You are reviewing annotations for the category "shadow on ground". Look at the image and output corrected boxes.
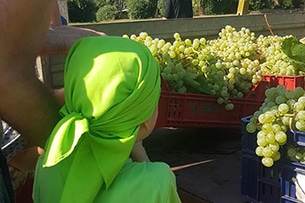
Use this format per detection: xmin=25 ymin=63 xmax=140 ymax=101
xmin=144 ymin=128 xmax=247 ymax=203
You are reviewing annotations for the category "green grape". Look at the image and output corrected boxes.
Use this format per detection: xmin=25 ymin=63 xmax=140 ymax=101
xmin=177 ymin=87 xmax=187 ymax=93
xmin=255 ymin=146 xmax=264 ymax=157
xmin=261 ymin=123 xmax=273 ymax=133
xmin=139 ymin=32 xmax=148 ymax=39
xmin=295 ymin=87 xmax=305 ymax=97
xmin=265 ymin=133 xmax=276 ymax=144
xmin=294 ymin=102 xmax=305 ymax=112
xmin=257 ymin=130 xmax=266 ymax=139
xmin=272 ymin=123 xmax=282 ymax=133
xmin=262 ymin=146 xmax=274 ymax=158
xmin=163 ymin=53 xmax=171 ymax=62
xmin=295 ymin=120 xmax=305 ymax=131
xmin=285 ymin=90 xmax=296 ymax=99
xmin=262 ymin=157 xmax=274 ymax=167
xmin=271 ymin=151 xmax=281 ymax=161
xmin=287 ymin=147 xmax=297 ymax=158
xmin=278 ymin=103 xmax=289 ymax=114
xmin=163 ymin=66 xmax=172 ymax=74
xmin=296 ymin=110 xmax=305 ymax=121
xmin=257 ymin=137 xmax=268 ymax=147
xmin=225 ymin=103 xmax=234 ymax=111
xmin=173 ymin=33 xmax=180 ymax=40
xmin=295 ymin=152 xmax=303 ymax=161
xmin=199 ymin=37 xmax=206 ymax=45
xmin=275 ymin=95 xmax=286 ymax=104
xmin=275 ymin=131 xmax=287 ymax=145
xmin=281 ymin=116 xmax=291 ymax=126
xmin=217 ymin=97 xmax=224 ymax=104
xmin=269 ymin=142 xmax=280 ymax=152
xmin=246 ymin=122 xmax=257 ymax=133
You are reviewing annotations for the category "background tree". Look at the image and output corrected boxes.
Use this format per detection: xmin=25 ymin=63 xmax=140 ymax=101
xmin=125 ymin=0 xmax=152 ymax=19
xmin=96 ymin=4 xmax=118 ymax=21
xmin=66 ymin=0 xmax=305 ymax=23
xmin=68 ymin=0 xmax=97 ymax=22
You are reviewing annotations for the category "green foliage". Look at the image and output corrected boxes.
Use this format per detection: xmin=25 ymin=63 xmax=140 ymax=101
xmin=156 ymin=0 xmax=166 ymax=17
xmin=248 ymin=0 xmax=304 ymax=10
xmin=68 ymin=0 xmax=98 ymax=23
xmin=282 ymin=0 xmax=294 ymax=8
xmin=126 ymin=0 xmax=152 ymax=19
xmin=96 ymin=4 xmax=117 ymax=21
xmin=249 ymin=0 xmax=274 ymax=10
xmin=215 ymin=0 xmax=239 ymax=14
xmin=94 ymin=0 xmax=114 ymax=7
xmin=282 ymin=36 xmax=305 ymax=63
xmin=67 ymin=0 xmax=305 ymax=22
xmin=193 ymin=0 xmax=238 ymax=15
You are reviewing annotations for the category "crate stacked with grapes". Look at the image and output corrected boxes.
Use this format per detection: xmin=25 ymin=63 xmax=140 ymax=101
xmin=240 ymin=31 xmax=305 ymax=202
xmin=123 ymin=25 xmax=305 ymax=129
xmin=241 ymin=85 xmax=305 ymax=202
xmin=242 ymin=84 xmax=305 ymax=202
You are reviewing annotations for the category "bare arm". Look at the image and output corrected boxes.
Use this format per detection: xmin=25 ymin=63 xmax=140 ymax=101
xmin=39 ymin=26 xmax=107 ymax=56
xmin=0 ymin=0 xmax=62 ymax=147
xmin=49 ymin=0 xmax=62 ymax=26
xmin=0 ymin=0 xmax=107 ymax=148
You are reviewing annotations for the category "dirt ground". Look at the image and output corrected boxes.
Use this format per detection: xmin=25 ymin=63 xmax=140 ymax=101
xmin=144 ymin=127 xmax=247 ymax=203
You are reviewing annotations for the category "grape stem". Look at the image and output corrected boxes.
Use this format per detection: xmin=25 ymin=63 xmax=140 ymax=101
xmin=264 ymin=15 xmax=274 ymax=36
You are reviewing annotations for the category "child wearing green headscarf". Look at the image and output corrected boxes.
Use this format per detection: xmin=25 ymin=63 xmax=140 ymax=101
xmin=33 ymin=36 xmax=182 ymax=203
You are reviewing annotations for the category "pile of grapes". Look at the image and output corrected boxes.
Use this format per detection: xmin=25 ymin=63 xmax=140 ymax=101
xmin=246 ymin=85 xmax=305 ymax=167
xmin=123 ymin=26 xmax=301 ymax=110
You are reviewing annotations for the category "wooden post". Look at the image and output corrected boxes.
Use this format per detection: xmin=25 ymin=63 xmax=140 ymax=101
xmin=237 ymin=0 xmax=250 ymax=15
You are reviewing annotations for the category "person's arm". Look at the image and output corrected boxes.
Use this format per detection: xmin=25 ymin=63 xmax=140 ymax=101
xmin=50 ymin=0 xmax=62 ymax=26
xmin=0 ymin=0 xmax=62 ymax=147
xmin=39 ymin=26 xmax=107 ymax=56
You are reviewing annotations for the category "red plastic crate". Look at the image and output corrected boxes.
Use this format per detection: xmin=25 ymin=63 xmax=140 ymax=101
xmin=155 ymin=79 xmax=267 ymax=129
xmin=263 ymin=74 xmax=305 ymax=90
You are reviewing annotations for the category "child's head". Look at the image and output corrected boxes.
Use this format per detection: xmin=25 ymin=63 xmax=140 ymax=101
xmin=63 ymin=36 xmax=161 ymax=135
xmin=43 ymin=35 xmax=161 ymax=170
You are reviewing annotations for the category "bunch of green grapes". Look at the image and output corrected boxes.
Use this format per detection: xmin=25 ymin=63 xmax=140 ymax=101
xmin=123 ymin=27 xmax=303 ymax=111
xmin=123 ymin=27 xmax=265 ymax=110
xmin=256 ymin=34 xmax=299 ymax=76
xmin=123 ymin=32 xmax=210 ymax=93
xmin=200 ymin=26 xmax=264 ymax=109
xmin=246 ymin=85 xmax=305 ymax=167
xmin=286 ymin=144 xmax=305 ymax=164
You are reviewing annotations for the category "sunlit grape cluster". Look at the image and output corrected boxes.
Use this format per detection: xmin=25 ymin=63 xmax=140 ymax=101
xmin=123 ymin=26 xmax=267 ymax=110
xmin=257 ymin=34 xmax=298 ymax=75
xmin=123 ymin=32 xmax=210 ymax=94
xmin=246 ymin=85 xmax=305 ymax=167
xmin=123 ymin=26 xmax=304 ymax=112
xmin=204 ymin=26 xmax=263 ymax=106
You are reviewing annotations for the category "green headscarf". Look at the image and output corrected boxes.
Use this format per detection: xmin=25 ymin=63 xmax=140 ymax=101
xmin=42 ymin=36 xmax=161 ymax=202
